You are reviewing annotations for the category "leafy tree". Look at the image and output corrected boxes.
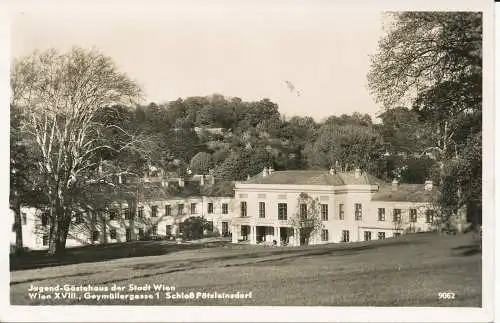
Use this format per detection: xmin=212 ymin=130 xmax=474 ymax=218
xmin=367 ymin=12 xmax=481 ymax=109
xmin=181 ymin=216 xmax=208 ymax=240
xmin=305 ymin=121 xmax=384 ymax=172
xmin=10 ymin=105 xmax=48 ymax=252
xmin=288 ymin=193 xmax=323 ymax=246
xmin=368 ymin=12 xmax=482 ymax=226
xmin=11 ymin=47 xmax=142 ymax=254
xmin=377 ymin=107 xmax=429 ymax=155
xmin=189 ymin=152 xmax=213 ymax=174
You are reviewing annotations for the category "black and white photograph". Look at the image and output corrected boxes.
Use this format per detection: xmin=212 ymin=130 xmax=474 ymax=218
xmin=1 ymin=0 xmax=495 ymax=321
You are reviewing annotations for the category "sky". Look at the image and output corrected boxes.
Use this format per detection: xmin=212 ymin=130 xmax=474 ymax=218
xmin=10 ymin=1 xmax=389 ymax=121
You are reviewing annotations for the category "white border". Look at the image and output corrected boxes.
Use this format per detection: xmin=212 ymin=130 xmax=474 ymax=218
xmin=0 ymin=0 xmax=495 ymax=322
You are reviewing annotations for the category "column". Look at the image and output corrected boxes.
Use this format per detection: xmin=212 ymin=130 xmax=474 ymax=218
xmin=232 ymin=225 xmax=238 ymax=243
xmin=250 ymin=225 xmax=257 ymax=244
xmin=274 ymin=226 xmax=280 ymax=246
xmin=294 ymin=228 xmax=300 ymax=246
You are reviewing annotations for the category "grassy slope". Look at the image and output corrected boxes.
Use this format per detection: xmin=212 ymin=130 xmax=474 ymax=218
xmin=10 ymin=233 xmax=481 ymax=306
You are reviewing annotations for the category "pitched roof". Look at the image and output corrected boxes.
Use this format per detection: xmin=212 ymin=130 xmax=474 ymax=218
xmin=244 ymin=170 xmax=383 ymax=186
xmin=371 ymin=183 xmax=438 ymax=203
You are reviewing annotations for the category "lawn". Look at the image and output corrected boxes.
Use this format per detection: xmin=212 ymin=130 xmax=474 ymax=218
xmin=10 ymin=233 xmax=482 ymax=306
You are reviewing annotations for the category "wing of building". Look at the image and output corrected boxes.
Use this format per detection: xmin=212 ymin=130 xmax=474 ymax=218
xmin=11 ymin=168 xmax=467 ymax=250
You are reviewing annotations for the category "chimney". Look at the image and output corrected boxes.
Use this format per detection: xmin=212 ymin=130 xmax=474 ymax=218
xmin=354 ymin=168 xmax=361 ymax=179
xmin=178 ymin=178 xmax=185 ymax=187
xmin=424 ymin=180 xmax=433 ymax=191
xmin=262 ymin=167 xmax=269 ymax=177
xmin=268 ymin=166 xmax=275 ymax=175
xmin=200 ymin=175 xmax=205 ymax=186
xmin=392 ymin=178 xmax=399 ymax=191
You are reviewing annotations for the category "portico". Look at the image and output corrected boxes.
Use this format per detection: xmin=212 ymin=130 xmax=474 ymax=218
xmin=231 ymin=221 xmax=297 ymax=246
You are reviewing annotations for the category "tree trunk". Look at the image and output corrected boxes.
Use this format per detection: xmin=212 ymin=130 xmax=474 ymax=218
xmin=12 ymin=201 xmax=24 ymax=253
xmin=48 ymin=191 xmax=71 ymax=255
xmin=48 ymin=206 xmax=58 ymax=254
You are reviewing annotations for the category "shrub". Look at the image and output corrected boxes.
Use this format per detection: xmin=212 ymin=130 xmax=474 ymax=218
xmin=181 ymin=216 xmax=208 ymax=240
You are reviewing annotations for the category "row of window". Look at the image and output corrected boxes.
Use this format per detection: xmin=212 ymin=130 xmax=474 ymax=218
xmin=63 ymin=203 xmax=230 ymax=224
xmin=239 ymin=202 xmax=435 ymax=223
xmin=319 ymin=230 xmax=400 ymax=242
xmin=241 ymin=202 xmax=330 ymax=220
xmin=378 ymin=208 xmax=435 ymax=223
xmin=338 ymin=230 xmax=400 ymax=243
xmin=42 ymin=221 xmax=219 ymax=246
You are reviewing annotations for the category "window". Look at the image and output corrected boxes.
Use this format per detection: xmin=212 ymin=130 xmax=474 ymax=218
xmin=222 ymin=222 xmax=229 ymax=236
xmin=122 ymin=208 xmax=130 ymax=220
xmin=222 ymin=203 xmax=228 ymax=214
xmin=21 ymin=212 xmax=27 ymax=225
xmin=207 ymin=221 xmax=214 ymax=232
xmin=394 ymin=232 xmax=401 ymax=237
xmin=425 ymin=209 xmax=434 ymax=223
xmin=321 ymin=229 xmax=329 ymax=241
xmin=342 ymin=230 xmax=350 ymax=242
xmin=378 ymin=232 xmax=386 ymax=240
xmin=165 ymin=205 xmax=171 ymax=216
xmin=110 ymin=228 xmax=117 ymax=240
xmin=339 ymin=204 xmax=345 ymax=220
xmin=278 ymin=203 xmax=287 ymax=220
xmin=138 ymin=206 xmax=144 ymax=218
xmin=92 ymin=230 xmax=99 ymax=242
xmin=393 ymin=209 xmax=401 ymax=222
xmin=410 ymin=209 xmax=417 ymax=222
xmin=300 ymin=203 xmax=307 ymax=217
xmin=321 ymin=204 xmax=329 ymax=221
xmin=42 ymin=235 xmax=49 ymax=246
xmin=177 ymin=204 xmax=184 ymax=215
xmin=208 ymin=203 xmax=214 ymax=214
xmin=107 ymin=208 xmax=117 ymax=220
xmin=151 ymin=225 xmax=158 ymax=236
xmin=259 ymin=202 xmax=266 ymax=218
xmin=151 ymin=205 xmax=158 ymax=217
xmin=75 ymin=213 xmax=84 ymax=224
xmin=166 ymin=225 xmax=172 ymax=235
xmin=138 ymin=228 xmax=144 ymax=239
xmin=378 ymin=208 xmax=385 ymax=221
xmin=364 ymin=231 xmax=372 ymax=241
xmin=178 ymin=222 xmax=184 ymax=235
xmin=240 ymin=201 xmax=247 ymax=217
xmin=190 ymin=203 xmax=197 ymax=214
xmin=355 ymin=203 xmax=362 ymax=221
xmin=41 ymin=211 xmax=49 ymax=227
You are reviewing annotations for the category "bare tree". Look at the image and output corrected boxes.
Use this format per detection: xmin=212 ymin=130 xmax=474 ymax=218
xmin=288 ymin=193 xmax=324 ymax=246
xmin=10 ymin=47 xmax=142 ymax=255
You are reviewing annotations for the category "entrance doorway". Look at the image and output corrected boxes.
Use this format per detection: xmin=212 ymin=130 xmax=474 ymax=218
xmin=222 ymin=222 xmax=229 ymax=237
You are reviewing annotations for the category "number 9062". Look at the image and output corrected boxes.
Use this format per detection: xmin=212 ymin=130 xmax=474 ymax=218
xmin=438 ymin=292 xmax=455 ymax=299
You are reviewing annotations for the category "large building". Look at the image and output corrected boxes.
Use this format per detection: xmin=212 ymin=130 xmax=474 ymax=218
xmin=230 ymin=167 xmax=451 ymax=246
xmin=10 ymin=168 xmax=467 ymax=250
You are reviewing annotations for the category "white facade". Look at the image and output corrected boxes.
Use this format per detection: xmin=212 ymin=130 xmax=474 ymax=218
xmin=230 ymin=170 xmax=448 ymax=246
xmin=11 ymin=170 xmax=466 ymax=250
xmin=11 ymin=195 xmax=234 ymax=250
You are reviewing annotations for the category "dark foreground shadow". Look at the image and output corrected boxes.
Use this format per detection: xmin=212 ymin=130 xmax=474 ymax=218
xmin=451 ymin=244 xmax=482 ymax=256
xmin=10 ymin=233 xmax=427 ymax=272
xmin=10 ymin=240 xmax=230 ymax=271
